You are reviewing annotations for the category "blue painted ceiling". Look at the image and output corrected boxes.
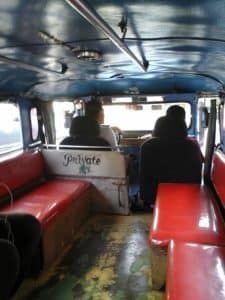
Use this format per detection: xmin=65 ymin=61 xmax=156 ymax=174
xmin=0 ymin=0 xmax=225 ymax=99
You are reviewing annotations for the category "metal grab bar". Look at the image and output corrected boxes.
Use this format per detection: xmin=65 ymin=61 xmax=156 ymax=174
xmin=64 ymin=0 xmax=148 ymax=72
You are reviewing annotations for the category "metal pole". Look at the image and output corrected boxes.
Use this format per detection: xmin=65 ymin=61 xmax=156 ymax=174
xmin=0 ymin=54 xmax=66 ymax=75
xmin=64 ymin=0 xmax=148 ymax=72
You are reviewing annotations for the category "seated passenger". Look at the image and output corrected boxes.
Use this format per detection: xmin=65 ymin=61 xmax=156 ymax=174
xmin=153 ymin=115 xmax=187 ymax=139
xmin=140 ymin=114 xmax=202 ymax=209
xmin=60 ymin=115 xmax=110 ymax=149
xmin=166 ymin=104 xmax=186 ymax=122
xmin=166 ymin=105 xmax=204 ymax=161
xmin=85 ymin=99 xmax=118 ymax=148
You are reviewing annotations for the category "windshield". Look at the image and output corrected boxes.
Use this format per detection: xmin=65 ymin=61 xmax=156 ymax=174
xmin=53 ymin=100 xmax=192 ymax=143
xmin=103 ymin=102 xmax=191 ymax=131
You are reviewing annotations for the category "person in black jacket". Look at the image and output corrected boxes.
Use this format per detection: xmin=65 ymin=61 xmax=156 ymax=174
xmin=140 ymin=110 xmax=202 ymax=209
xmin=84 ymin=100 xmax=118 ymax=148
xmin=60 ymin=116 xmax=110 ymax=150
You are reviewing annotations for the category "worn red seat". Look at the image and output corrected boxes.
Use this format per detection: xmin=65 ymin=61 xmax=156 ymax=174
xmin=150 ymin=183 xmax=225 ymax=248
xmin=1 ymin=179 xmax=91 ymax=229
xmin=167 ymin=240 xmax=225 ymax=300
xmin=0 ymin=150 xmax=92 ymax=268
xmin=149 ymin=182 xmax=225 ymax=289
xmin=0 ymin=150 xmax=45 ymax=199
xmin=149 ymin=150 xmax=225 ymax=291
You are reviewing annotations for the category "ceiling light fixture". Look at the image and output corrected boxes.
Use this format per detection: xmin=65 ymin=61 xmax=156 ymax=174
xmin=64 ymin=0 xmax=148 ymax=72
xmin=73 ymin=49 xmax=102 ymax=61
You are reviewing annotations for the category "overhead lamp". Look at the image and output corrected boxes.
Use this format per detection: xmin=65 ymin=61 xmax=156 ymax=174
xmin=73 ymin=49 xmax=102 ymax=61
xmin=64 ymin=0 xmax=148 ymax=72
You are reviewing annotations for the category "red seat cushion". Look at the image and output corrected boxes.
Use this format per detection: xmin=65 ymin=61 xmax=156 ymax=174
xmin=1 ymin=179 xmax=91 ymax=229
xmin=167 ymin=241 xmax=225 ymax=300
xmin=0 ymin=150 xmax=45 ymax=198
xmin=150 ymin=183 xmax=225 ymax=248
xmin=211 ymin=150 xmax=225 ymax=208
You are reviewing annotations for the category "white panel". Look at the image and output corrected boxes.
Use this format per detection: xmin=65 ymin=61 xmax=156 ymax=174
xmin=86 ymin=177 xmax=129 ymax=215
xmin=42 ymin=149 xmax=129 ymax=215
xmin=42 ymin=149 xmax=126 ymax=178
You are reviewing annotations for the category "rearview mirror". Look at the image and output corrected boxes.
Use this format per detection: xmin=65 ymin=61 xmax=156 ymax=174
xmin=201 ymin=107 xmax=209 ymax=128
xmin=64 ymin=111 xmax=73 ymax=128
xmin=126 ymin=104 xmax=143 ymax=111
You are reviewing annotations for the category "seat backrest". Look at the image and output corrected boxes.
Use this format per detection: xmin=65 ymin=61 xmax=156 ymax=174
xmin=59 ymin=135 xmax=111 ymax=150
xmin=0 ymin=150 xmax=45 ymax=198
xmin=211 ymin=150 xmax=225 ymax=208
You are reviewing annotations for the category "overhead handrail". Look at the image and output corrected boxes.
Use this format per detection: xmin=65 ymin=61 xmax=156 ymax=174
xmin=0 ymin=54 xmax=67 ymax=75
xmin=64 ymin=0 xmax=148 ymax=72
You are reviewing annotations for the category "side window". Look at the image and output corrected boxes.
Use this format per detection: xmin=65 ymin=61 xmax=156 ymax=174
xmin=0 ymin=102 xmax=23 ymax=154
xmin=53 ymin=101 xmax=76 ymax=143
xmin=30 ymin=107 xmax=39 ymax=141
xmin=221 ymin=104 xmax=225 ymax=152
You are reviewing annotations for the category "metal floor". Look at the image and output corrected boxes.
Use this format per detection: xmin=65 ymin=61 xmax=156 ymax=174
xmin=14 ymin=214 xmax=165 ymax=300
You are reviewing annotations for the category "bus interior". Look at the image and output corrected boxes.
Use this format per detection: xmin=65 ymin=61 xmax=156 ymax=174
xmin=0 ymin=1 xmax=225 ymax=300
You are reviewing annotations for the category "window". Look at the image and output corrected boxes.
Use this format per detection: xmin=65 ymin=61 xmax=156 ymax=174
xmin=0 ymin=102 xmax=22 ymax=154
xmin=221 ymin=103 xmax=225 ymax=151
xmin=52 ymin=99 xmax=191 ymax=142
xmin=53 ymin=101 xmax=75 ymax=143
xmin=103 ymin=102 xmax=191 ymax=131
xmin=30 ymin=107 xmax=39 ymax=141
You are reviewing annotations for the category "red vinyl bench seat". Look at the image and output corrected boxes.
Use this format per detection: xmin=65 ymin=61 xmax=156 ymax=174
xmin=1 ymin=178 xmax=91 ymax=229
xmin=148 ymin=150 xmax=225 ymax=291
xmin=149 ymin=182 xmax=225 ymax=289
xmin=0 ymin=150 xmax=92 ymax=268
xmin=0 ymin=150 xmax=45 ymax=199
xmin=166 ymin=240 xmax=225 ymax=300
xmin=150 ymin=183 xmax=225 ymax=248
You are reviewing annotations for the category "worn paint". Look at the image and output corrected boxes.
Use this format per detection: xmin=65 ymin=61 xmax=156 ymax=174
xmin=13 ymin=214 xmax=165 ymax=300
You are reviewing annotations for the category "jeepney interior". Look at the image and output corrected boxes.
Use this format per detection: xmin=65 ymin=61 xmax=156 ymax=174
xmin=1 ymin=1 xmax=225 ymax=300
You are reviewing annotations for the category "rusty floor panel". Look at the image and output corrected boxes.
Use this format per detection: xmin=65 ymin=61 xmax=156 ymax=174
xmin=14 ymin=214 xmax=165 ymax=300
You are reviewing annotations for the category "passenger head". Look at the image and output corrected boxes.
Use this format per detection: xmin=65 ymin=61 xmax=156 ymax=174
xmin=85 ymin=99 xmax=104 ymax=124
xmin=165 ymin=105 xmax=187 ymax=138
xmin=69 ymin=116 xmax=100 ymax=137
xmin=152 ymin=116 xmax=167 ymax=137
xmin=153 ymin=116 xmax=187 ymax=139
xmin=166 ymin=105 xmax=185 ymax=121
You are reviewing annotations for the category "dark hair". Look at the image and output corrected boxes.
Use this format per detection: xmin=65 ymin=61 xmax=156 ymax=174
xmin=166 ymin=105 xmax=185 ymax=121
xmin=85 ymin=100 xmax=103 ymax=120
xmin=153 ymin=116 xmax=167 ymax=137
xmin=153 ymin=116 xmax=187 ymax=139
xmin=69 ymin=116 xmax=99 ymax=137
